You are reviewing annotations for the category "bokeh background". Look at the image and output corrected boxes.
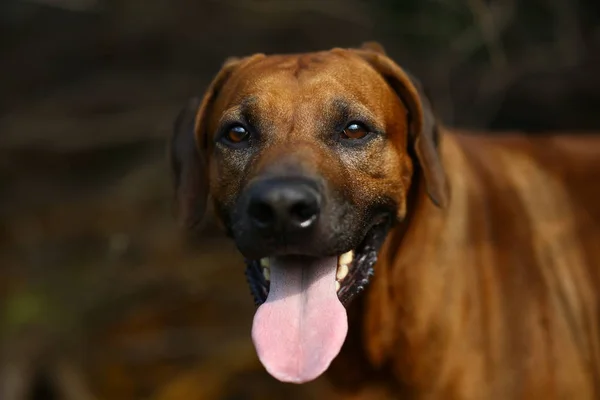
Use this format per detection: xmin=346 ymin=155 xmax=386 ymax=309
xmin=1 ymin=0 xmax=599 ymax=399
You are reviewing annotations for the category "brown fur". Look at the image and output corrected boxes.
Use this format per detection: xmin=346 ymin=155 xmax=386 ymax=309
xmin=329 ymin=132 xmax=600 ymax=399
xmin=171 ymin=43 xmax=600 ymax=399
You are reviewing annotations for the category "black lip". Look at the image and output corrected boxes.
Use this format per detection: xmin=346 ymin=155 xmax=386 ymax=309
xmin=244 ymin=216 xmax=393 ymax=307
xmin=336 ymin=218 xmax=391 ymax=305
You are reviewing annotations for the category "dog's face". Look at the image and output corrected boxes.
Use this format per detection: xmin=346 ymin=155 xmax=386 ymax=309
xmin=212 ymin=50 xmax=414 ymax=259
xmin=171 ymin=43 xmax=447 ymax=384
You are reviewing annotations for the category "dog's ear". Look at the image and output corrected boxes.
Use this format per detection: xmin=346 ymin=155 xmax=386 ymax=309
xmin=353 ymin=50 xmax=449 ymax=209
xmin=170 ymin=96 xmax=206 ymax=229
xmin=222 ymin=56 xmax=241 ymax=68
xmin=170 ymin=56 xmax=253 ymax=229
xmin=360 ymin=41 xmax=387 ymax=55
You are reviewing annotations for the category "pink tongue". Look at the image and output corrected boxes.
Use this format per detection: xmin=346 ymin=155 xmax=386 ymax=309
xmin=251 ymin=256 xmax=348 ymax=383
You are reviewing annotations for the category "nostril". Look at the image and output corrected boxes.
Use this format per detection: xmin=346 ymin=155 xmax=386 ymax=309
xmin=246 ymin=180 xmax=321 ymax=233
xmin=249 ymin=201 xmax=275 ymax=227
xmin=289 ymin=200 xmax=319 ymax=227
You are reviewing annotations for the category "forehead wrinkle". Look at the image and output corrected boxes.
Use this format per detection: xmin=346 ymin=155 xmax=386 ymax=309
xmin=228 ymin=75 xmax=299 ymax=143
xmin=219 ymin=95 xmax=257 ymax=121
xmin=259 ymin=86 xmax=296 ymax=129
xmin=297 ymin=66 xmax=386 ymax=108
xmin=222 ymin=53 xmax=399 ymax=142
xmin=289 ymin=78 xmax=386 ymax=141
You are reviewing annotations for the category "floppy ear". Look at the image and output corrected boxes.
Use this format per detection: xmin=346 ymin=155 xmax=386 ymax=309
xmin=170 ymin=96 xmax=204 ymax=229
xmin=353 ymin=49 xmax=449 ymax=209
xmin=170 ymin=56 xmax=253 ymax=229
xmin=360 ymin=41 xmax=387 ymax=55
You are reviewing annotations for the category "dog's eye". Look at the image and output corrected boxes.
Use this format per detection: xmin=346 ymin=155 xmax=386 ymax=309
xmin=341 ymin=122 xmax=370 ymax=140
xmin=226 ymin=125 xmax=250 ymax=143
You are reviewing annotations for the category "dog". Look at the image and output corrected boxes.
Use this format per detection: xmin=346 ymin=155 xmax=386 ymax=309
xmin=170 ymin=42 xmax=600 ymax=399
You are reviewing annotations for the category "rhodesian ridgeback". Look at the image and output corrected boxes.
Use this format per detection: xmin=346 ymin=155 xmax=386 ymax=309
xmin=170 ymin=42 xmax=600 ymax=399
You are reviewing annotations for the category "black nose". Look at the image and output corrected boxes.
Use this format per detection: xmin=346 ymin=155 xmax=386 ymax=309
xmin=247 ymin=178 xmax=321 ymax=235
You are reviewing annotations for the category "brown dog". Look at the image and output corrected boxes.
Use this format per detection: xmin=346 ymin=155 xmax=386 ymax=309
xmin=170 ymin=42 xmax=600 ymax=399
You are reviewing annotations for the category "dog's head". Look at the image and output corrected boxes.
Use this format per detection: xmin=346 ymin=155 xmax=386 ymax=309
xmin=170 ymin=42 xmax=448 ymax=384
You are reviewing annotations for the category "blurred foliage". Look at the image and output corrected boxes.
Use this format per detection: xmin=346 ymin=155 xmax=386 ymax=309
xmin=3 ymin=290 xmax=48 ymax=334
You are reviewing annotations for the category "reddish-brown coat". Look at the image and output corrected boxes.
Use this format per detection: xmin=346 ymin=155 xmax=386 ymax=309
xmin=172 ymin=43 xmax=600 ymax=399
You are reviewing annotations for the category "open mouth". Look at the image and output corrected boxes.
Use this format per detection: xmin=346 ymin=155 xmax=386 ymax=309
xmin=243 ymin=219 xmax=391 ymax=383
xmin=244 ymin=220 xmax=390 ymax=307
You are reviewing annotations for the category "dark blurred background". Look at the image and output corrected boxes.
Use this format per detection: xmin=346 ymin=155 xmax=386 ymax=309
xmin=1 ymin=0 xmax=599 ymax=399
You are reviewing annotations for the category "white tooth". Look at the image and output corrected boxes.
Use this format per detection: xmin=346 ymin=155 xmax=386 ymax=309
xmin=336 ymin=281 xmax=341 ymax=292
xmin=263 ymin=268 xmax=270 ymax=281
xmin=260 ymin=258 xmax=270 ymax=268
xmin=338 ymin=250 xmax=353 ymax=266
xmin=336 ymin=264 xmax=349 ymax=281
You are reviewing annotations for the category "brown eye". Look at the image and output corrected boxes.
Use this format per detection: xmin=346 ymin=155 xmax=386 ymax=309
xmin=342 ymin=122 xmax=369 ymax=140
xmin=226 ymin=125 xmax=250 ymax=143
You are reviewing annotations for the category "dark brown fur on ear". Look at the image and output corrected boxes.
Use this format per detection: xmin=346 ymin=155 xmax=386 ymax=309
xmin=169 ymin=61 xmax=239 ymax=229
xmin=353 ymin=50 xmax=450 ymax=209
xmin=170 ymin=54 xmax=266 ymax=229
xmin=170 ymin=96 xmax=206 ymax=229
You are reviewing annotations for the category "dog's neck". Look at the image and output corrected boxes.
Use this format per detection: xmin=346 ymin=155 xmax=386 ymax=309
xmin=325 ymin=135 xmax=456 ymax=394
xmin=330 ymin=134 xmax=499 ymax=396
xmin=332 ymin=133 xmax=600 ymax=398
